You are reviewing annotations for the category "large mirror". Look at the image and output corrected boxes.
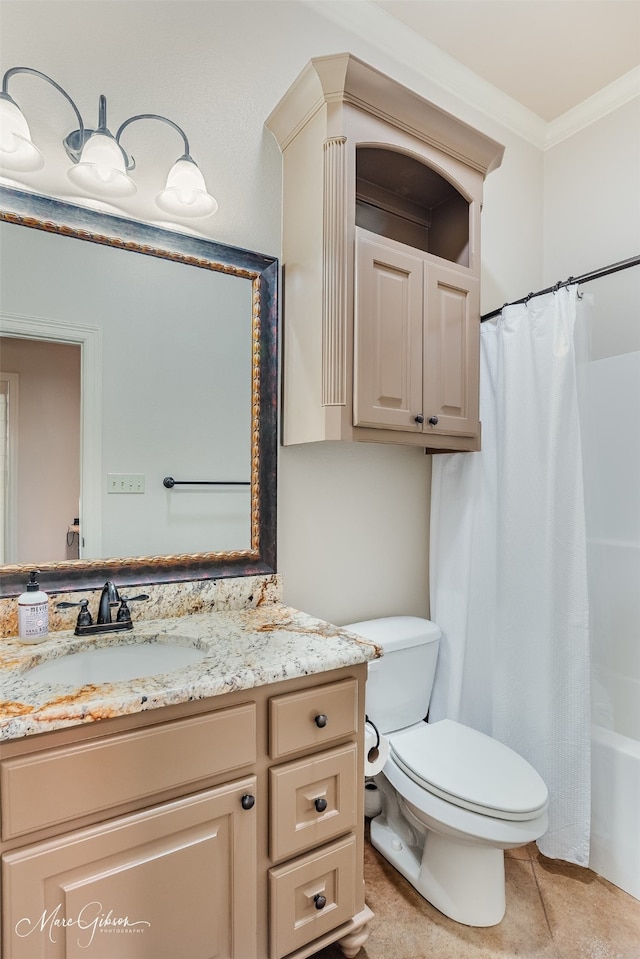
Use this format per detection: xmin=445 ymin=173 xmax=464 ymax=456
xmin=0 ymin=186 xmax=278 ymax=595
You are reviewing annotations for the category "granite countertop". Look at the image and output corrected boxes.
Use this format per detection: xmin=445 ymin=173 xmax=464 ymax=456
xmin=0 ymin=604 xmax=380 ymax=742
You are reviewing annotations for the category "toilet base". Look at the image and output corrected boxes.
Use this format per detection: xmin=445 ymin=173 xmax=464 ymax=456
xmin=370 ymin=815 xmax=506 ymax=927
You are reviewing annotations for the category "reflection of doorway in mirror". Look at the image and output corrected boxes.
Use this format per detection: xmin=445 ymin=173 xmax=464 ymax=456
xmin=0 ymin=315 xmax=102 ymax=563
xmin=0 ymin=372 xmax=18 ymax=564
xmin=0 ymin=337 xmax=80 ymax=564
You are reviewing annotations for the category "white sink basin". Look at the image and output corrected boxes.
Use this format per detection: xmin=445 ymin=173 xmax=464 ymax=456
xmin=25 ymin=641 xmax=207 ymax=688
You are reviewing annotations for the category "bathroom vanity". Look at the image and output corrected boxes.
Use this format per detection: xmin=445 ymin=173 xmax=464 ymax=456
xmin=0 ymin=589 xmax=379 ymax=959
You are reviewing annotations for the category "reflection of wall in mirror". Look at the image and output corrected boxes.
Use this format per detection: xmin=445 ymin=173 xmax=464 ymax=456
xmin=0 ymin=337 xmax=80 ymax=564
xmin=0 ymin=221 xmax=254 ymax=562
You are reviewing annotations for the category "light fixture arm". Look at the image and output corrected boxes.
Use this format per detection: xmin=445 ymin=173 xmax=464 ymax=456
xmin=1 ymin=65 xmax=85 ymax=140
xmin=116 ymin=113 xmax=192 ymax=163
xmin=116 ymin=113 xmax=194 ymax=170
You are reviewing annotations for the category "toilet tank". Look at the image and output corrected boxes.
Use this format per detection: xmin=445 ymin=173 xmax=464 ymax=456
xmin=344 ymin=616 xmax=441 ymax=734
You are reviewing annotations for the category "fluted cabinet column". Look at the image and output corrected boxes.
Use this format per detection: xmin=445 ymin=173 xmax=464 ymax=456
xmin=322 ymin=136 xmax=348 ymax=408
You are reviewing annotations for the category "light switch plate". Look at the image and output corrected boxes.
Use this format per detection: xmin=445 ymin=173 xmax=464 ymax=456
xmin=107 ymin=473 xmax=145 ymax=494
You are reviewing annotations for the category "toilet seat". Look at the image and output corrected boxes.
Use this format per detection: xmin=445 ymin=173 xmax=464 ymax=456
xmin=388 ymin=719 xmax=548 ymax=822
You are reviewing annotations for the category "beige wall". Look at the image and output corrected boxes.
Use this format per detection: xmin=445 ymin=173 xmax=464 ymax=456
xmin=543 ymin=98 xmax=640 ymax=361
xmin=0 ymin=337 xmax=80 ymax=563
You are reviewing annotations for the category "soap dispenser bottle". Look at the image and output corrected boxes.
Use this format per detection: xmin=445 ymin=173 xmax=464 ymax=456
xmin=18 ymin=570 xmax=49 ymax=643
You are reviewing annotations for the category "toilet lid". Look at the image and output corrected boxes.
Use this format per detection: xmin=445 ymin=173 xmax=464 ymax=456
xmin=389 ymin=719 xmax=549 ymax=821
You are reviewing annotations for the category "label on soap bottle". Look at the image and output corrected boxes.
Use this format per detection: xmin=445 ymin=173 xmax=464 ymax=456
xmin=18 ymin=601 xmax=49 ymax=641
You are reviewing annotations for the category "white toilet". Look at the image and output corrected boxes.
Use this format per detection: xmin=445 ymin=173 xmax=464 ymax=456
xmin=346 ymin=616 xmax=549 ymax=927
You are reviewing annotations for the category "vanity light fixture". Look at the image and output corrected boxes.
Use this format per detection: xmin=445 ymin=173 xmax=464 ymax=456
xmin=0 ymin=67 xmax=218 ymax=218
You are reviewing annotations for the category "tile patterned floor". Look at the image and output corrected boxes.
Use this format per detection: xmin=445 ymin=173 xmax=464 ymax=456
xmin=312 ymin=838 xmax=640 ymax=959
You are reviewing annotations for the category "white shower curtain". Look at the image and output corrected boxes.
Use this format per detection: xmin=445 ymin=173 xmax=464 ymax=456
xmin=429 ymin=286 xmax=591 ymax=865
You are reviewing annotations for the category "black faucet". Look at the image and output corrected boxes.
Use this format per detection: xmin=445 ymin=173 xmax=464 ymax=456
xmin=57 ymin=582 xmax=149 ymax=636
xmin=97 ymin=580 xmax=120 ymax=624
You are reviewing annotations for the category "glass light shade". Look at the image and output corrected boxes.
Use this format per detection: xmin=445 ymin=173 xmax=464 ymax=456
xmin=67 ymin=132 xmax=136 ymax=198
xmin=156 ymin=158 xmax=218 ymax=218
xmin=0 ymin=98 xmax=44 ymax=172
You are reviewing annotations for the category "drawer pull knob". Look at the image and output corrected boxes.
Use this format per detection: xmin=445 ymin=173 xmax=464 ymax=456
xmin=414 ymin=414 xmax=424 ymax=424
xmin=241 ymin=794 xmax=255 ymax=810
xmin=314 ymin=894 xmax=327 ymax=910
xmin=314 ymin=714 xmax=328 ymax=728
xmin=314 ymin=797 xmax=328 ymax=813
xmin=428 ymin=415 xmax=439 ymax=426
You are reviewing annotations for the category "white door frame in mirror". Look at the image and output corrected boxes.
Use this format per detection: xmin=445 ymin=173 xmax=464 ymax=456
xmin=0 ymin=311 xmax=102 ymax=560
xmin=0 ymin=371 xmax=18 ymax=563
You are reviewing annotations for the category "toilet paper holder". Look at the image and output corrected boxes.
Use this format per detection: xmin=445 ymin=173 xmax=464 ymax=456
xmin=365 ymin=714 xmax=380 ymax=761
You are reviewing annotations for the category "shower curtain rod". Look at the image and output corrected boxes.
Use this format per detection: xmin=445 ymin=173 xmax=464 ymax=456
xmin=480 ymin=254 xmax=640 ymax=322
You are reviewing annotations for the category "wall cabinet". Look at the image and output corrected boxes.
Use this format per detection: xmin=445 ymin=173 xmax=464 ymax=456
xmin=0 ymin=666 xmax=372 ymax=959
xmin=266 ymin=53 xmax=504 ymax=452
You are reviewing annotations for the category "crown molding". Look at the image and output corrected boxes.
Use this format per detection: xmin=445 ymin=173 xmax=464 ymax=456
xmin=304 ymin=0 xmax=639 ymax=152
xmin=266 ymin=52 xmax=505 ymax=175
xmin=303 ymin=0 xmax=547 ymax=147
xmin=545 ymin=66 xmax=640 ymax=149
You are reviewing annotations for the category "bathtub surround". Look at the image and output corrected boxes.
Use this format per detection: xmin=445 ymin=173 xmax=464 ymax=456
xmin=429 ymin=287 xmax=591 ymax=865
xmin=579 ymin=348 xmax=640 ymax=901
xmin=580 ymin=350 xmax=640 ymax=740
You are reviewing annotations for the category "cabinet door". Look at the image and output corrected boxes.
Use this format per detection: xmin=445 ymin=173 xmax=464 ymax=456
xmin=423 ymin=262 xmax=480 ymax=437
xmin=354 ymin=228 xmax=424 ymax=431
xmin=2 ymin=777 xmax=257 ymax=959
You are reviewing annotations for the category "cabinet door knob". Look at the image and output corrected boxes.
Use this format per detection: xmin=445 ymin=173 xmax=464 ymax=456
xmin=314 ymin=714 xmax=328 ymax=728
xmin=414 ymin=414 xmax=424 ymax=424
xmin=314 ymin=797 xmax=328 ymax=813
xmin=428 ymin=415 xmax=439 ymax=426
xmin=241 ymin=794 xmax=255 ymax=810
xmin=314 ymin=894 xmax=327 ymax=910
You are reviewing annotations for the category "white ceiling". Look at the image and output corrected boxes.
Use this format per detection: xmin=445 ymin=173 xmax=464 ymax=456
xmin=373 ymin=0 xmax=640 ymax=121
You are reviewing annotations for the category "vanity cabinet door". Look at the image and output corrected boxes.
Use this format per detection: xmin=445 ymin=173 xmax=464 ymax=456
xmin=2 ymin=777 xmax=257 ymax=959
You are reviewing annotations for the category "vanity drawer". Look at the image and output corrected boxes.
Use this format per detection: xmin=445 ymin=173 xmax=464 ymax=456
xmin=269 ymin=834 xmax=356 ymax=959
xmin=270 ymin=742 xmax=358 ymax=862
xmin=269 ymin=678 xmax=358 ymax=760
xmin=1 ymin=702 xmax=256 ymax=840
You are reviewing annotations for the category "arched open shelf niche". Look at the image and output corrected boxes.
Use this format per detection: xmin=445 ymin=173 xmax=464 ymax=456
xmin=355 ymin=146 xmax=470 ymax=266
